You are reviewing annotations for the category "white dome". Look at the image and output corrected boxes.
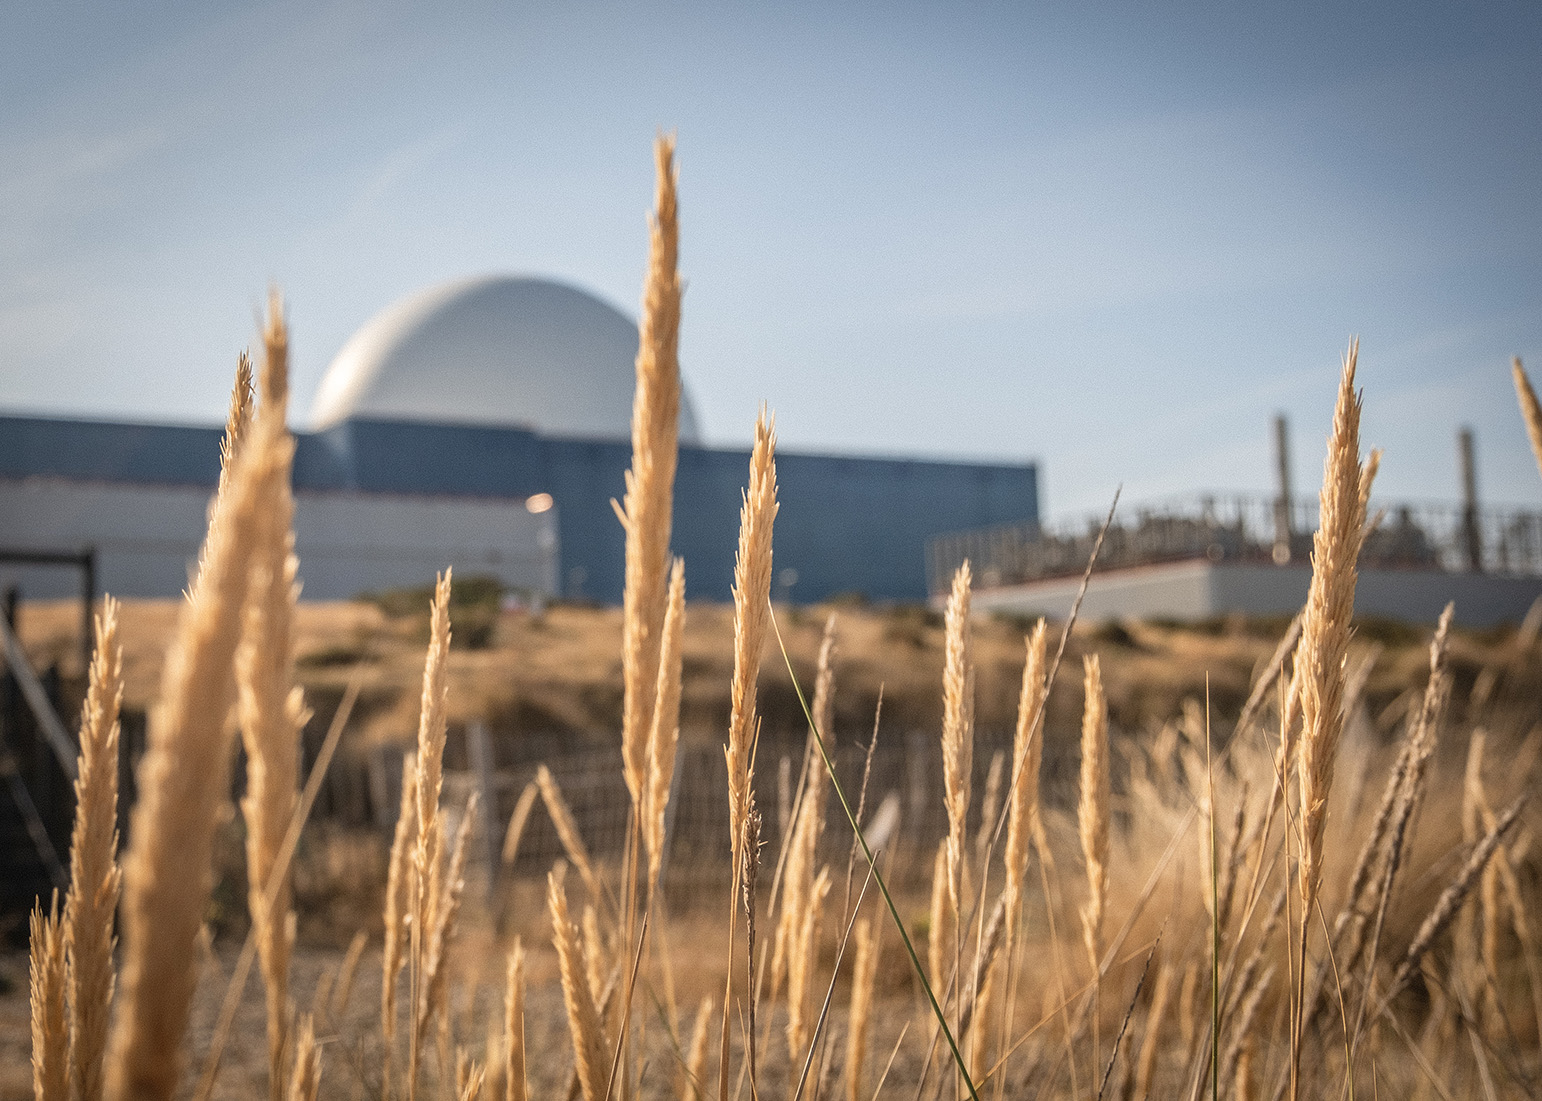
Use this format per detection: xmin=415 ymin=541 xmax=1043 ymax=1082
xmin=309 ymin=275 xmax=702 ymax=443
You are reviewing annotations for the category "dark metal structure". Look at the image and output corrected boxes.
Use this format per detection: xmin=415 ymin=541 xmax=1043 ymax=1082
xmin=927 ymin=493 xmax=1542 ymax=598
xmin=0 ymin=552 xmax=96 ymax=925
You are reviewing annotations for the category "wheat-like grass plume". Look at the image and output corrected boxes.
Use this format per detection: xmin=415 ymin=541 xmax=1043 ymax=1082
xmin=32 ymin=894 xmax=68 ymax=1101
xmin=581 ymin=904 xmax=607 ymax=1006
xmin=956 ymin=891 xmax=1008 ymax=1040
xmin=718 ymin=408 xmax=776 ymax=1101
xmin=785 ymin=865 xmax=832 ymax=1063
xmin=1078 ymin=651 xmax=1109 ymax=1081
xmin=845 ymin=917 xmax=879 ymax=1101
xmin=1456 ymin=731 xmax=1490 ymax=1009
xmin=942 ymin=562 xmax=974 ymax=917
xmin=417 ymin=796 xmax=477 ymax=1052
xmin=414 ymin=571 xmax=453 ymax=903
xmin=1005 ymin=619 xmax=1046 ymax=931
xmin=1289 ymin=346 xmax=1367 ymax=1099
xmin=811 ymin=612 xmax=837 ymax=746
xmin=1389 ymin=796 xmax=1526 ymax=999
xmin=646 ymin=557 xmax=687 ymax=889
xmin=217 ymin=352 xmax=253 ymax=499
xmin=500 ymin=779 xmax=539 ymax=867
xmin=997 ymin=618 xmax=1046 ymax=1086
xmin=407 ymin=573 xmax=453 ymax=1098
xmin=973 ymin=749 xmax=1004 ymax=873
xmin=236 ymin=295 xmax=310 ymax=1099
xmin=504 ymin=940 xmax=528 ymax=1101
xmin=1296 ymin=343 xmax=1367 ymax=928
xmin=770 ymin=821 xmax=806 ymax=1007
xmin=64 ymin=596 xmax=123 ymax=1101
xmin=1079 ymin=654 xmax=1109 ymax=974
xmin=537 ymin=765 xmax=603 ymax=906
xmin=772 ymin=615 xmax=837 ymax=1007
xmin=106 ymin=346 xmax=274 ymax=1101
xmin=928 ymin=839 xmax=952 ymax=998
xmin=1513 ymin=357 xmax=1542 ymax=483
xmin=550 ymin=865 xmax=610 ymax=1101
xmin=383 ymin=754 xmax=418 ymax=1073
xmin=1323 ymin=604 xmax=1452 ymax=1021
xmin=620 ymin=134 xmax=685 ymax=812
xmin=1477 ymin=777 xmax=1504 ymax=1033
xmin=457 ymin=1062 xmax=485 ymax=1101
xmin=726 ymin=409 xmax=778 ymax=854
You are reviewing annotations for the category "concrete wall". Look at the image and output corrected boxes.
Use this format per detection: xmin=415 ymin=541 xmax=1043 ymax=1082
xmin=0 ymin=478 xmax=557 ymax=601
xmin=970 ymin=557 xmax=1542 ymax=627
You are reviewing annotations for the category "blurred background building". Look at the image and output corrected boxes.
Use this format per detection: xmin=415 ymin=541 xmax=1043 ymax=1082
xmin=0 ymin=275 xmax=1040 ymax=605
xmin=929 ymin=419 xmax=1542 ymax=626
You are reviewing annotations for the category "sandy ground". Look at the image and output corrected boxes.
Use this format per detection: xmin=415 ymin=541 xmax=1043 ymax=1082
xmin=10 ymin=595 xmax=1504 ymax=754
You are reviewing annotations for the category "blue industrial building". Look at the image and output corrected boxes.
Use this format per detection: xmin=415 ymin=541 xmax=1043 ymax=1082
xmin=0 ymin=277 xmax=1039 ymax=604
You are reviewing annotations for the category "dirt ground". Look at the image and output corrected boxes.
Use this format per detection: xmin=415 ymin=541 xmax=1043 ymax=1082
xmin=9 ymin=593 xmax=1510 ymax=753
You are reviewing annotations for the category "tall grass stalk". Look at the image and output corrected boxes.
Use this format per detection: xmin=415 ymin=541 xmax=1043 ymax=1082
xmin=620 ymin=133 xmax=684 ymax=816
xmin=1290 ymin=342 xmax=1368 ymax=1101
xmin=105 ymin=338 xmax=279 ymax=1101
xmin=31 ymin=894 xmax=67 ymax=1101
xmin=718 ymin=408 xmax=777 ymax=1101
xmin=64 ymin=597 xmax=123 ymax=1101
xmin=235 ymin=294 xmax=310 ymax=1099
xmin=1079 ymin=654 xmax=1109 ymax=1081
xmin=406 ymin=572 xmax=454 ymax=1101
xmin=1512 ymin=357 xmax=1542 ymax=482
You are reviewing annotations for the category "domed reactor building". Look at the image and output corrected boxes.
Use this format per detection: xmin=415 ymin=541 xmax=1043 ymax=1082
xmin=0 ymin=276 xmax=1039 ymax=605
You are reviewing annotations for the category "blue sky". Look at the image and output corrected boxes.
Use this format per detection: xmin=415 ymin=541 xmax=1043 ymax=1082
xmin=4 ymin=1 xmax=1541 ymax=520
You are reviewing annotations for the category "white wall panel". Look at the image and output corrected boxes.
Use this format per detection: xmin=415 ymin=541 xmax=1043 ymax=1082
xmin=0 ymin=478 xmax=557 ymax=601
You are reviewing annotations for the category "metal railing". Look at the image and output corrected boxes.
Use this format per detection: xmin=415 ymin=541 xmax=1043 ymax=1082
xmin=926 ymin=493 xmax=1542 ymax=595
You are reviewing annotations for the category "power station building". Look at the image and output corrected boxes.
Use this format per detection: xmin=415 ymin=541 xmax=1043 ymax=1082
xmin=0 ymin=276 xmax=1040 ymax=605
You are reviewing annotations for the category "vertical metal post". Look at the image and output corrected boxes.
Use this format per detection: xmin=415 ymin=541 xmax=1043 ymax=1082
xmin=1460 ymin=427 xmax=1483 ymax=572
xmin=1273 ymin=414 xmax=1294 ymax=565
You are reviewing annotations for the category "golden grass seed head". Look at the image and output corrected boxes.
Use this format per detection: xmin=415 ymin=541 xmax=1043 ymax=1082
xmin=65 ymin=596 xmax=123 ymax=1101
xmin=1079 ymin=652 xmax=1110 ymax=962
xmin=941 ymin=561 xmax=974 ymax=913
xmin=31 ymin=893 xmax=68 ymax=1101
xmin=726 ymin=409 xmax=778 ymax=855
xmin=1296 ymin=342 xmax=1367 ymax=920
xmin=621 ymin=134 xmax=685 ymax=810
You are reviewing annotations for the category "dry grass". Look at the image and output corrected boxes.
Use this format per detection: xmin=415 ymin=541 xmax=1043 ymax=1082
xmin=17 ymin=137 xmax=1542 ymax=1101
xmin=620 ymin=134 xmax=684 ymax=820
xmin=106 ymin=322 xmax=280 ymax=1101
xmin=63 ymin=598 xmax=121 ymax=1101
xmin=235 ymin=296 xmax=308 ymax=1099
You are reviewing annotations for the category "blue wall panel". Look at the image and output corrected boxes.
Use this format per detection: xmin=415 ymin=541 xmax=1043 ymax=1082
xmin=544 ymin=441 xmax=1038 ymax=604
xmin=0 ymin=415 xmax=224 ymax=486
xmin=332 ymin=419 xmax=549 ymax=498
